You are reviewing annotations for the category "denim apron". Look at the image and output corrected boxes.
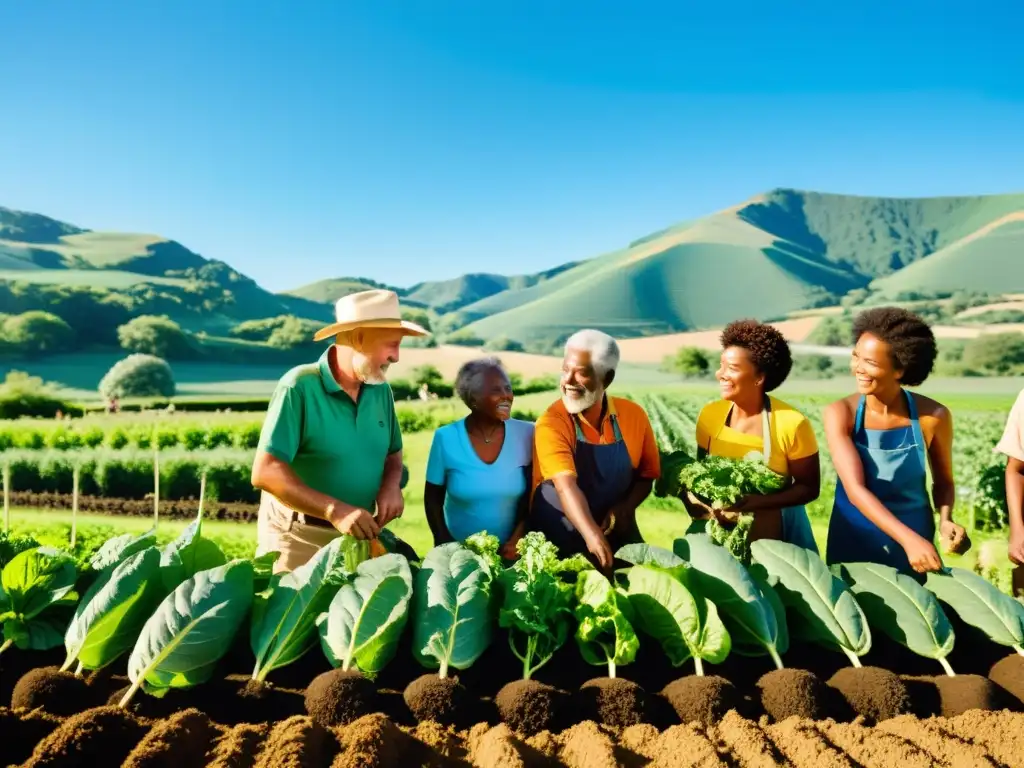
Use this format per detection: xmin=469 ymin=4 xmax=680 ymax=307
xmin=825 ymin=390 xmax=934 ymax=575
xmin=699 ymin=397 xmax=819 ymax=552
xmin=528 ymin=410 xmax=639 ymax=558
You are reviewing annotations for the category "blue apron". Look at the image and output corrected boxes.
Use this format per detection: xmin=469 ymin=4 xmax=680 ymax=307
xmin=528 ymin=409 xmax=640 ymax=558
xmin=699 ymin=398 xmax=819 ymax=552
xmin=825 ymin=390 xmax=934 ymax=575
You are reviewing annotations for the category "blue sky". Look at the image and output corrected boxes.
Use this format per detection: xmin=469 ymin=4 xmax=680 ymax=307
xmin=1 ymin=1 xmax=1022 ymax=292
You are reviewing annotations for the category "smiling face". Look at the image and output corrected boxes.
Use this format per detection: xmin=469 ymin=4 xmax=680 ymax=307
xmin=716 ymin=346 xmax=764 ymax=402
xmin=850 ymin=332 xmax=900 ymax=395
xmin=560 ymin=347 xmax=603 ymax=414
xmin=472 ymin=368 xmax=514 ymax=421
xmin=350 ymin=329 xmax=404 ymax=384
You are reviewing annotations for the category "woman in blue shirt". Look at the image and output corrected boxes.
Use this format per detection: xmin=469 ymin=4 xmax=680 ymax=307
xmin=424 ymin=357 xmax=535 ymax=559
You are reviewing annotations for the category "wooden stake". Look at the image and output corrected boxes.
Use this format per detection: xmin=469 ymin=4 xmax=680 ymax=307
xmin=2 ymin=462 xmax=9 ymax=534
xmin=153 ymin=444 xmax=160 ymax=528
xmin=198 ymin=471 xmax=206 ymax=520
xmin=71 ymin=464 xmax=79 ymax=549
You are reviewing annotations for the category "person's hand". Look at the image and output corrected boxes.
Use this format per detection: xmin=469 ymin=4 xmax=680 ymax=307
xmin=1009 ymin=529 xmax=1024 ymax=566
xmin=375 ymin=483 xmax=405 ymax=527
xmin=939 ymin=519 xmax=970 ymax=555
xmin=583 ymin=526 xmax=614 ymax=572
xmin=331 ymin=506 xmax=381 ymax=540
xmin=712 ymin=507 xmax=740 ymax=527
xmin=499 ymin=535 xmax=521 ymax=562
xmin=902 ymin=533 xmax=943 ymax=573
xmin=686 ymin=491 xmax=715 ymax=518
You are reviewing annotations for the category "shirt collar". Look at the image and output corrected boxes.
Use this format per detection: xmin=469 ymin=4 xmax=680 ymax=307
xmin=317 ymin=346 xmax=344 ymax=395
xmin=574 ymin=392 xmax=616 ymax=430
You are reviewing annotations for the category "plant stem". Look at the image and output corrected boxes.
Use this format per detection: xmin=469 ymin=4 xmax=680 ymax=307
xmin=439 ymin=658 xmax=449 ymax=680
xmin=768 ymin=647 xmax=784 ymax=671
xmin=522 ymin=636 xmax=537 ymax=680
xmin=1015 ymin=644 xmax=1024 ymax=658
xmin=693 ymin=656 xmax=704 ymax=677
xmin=938 ymin=656 xmax=955 ymax=677
xmin=0 ymin=638 xmax=12 ymax=657
xmin=75 ymin=661 xmax=84 ymax=677
xmin=60 ymin=654 xmax=76 ymax=673
xmin=841 ymin=647 xmax=863 ymax=668
xmin=118 ymin=676 xmax=144 ymax=708
xmin=608 ymin=659 xmax=616 ymax=679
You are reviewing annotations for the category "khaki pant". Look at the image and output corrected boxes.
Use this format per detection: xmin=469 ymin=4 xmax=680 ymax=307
xmin=256 ymin=493 xmax=340 ymax=574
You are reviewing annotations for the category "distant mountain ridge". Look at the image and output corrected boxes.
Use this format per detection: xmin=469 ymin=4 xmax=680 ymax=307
xmin=3 ymin=189 xmax=1023 ymax=347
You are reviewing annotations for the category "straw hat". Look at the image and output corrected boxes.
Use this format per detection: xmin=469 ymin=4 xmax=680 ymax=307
xmin=312 ymin=289 xmax=430 ymax=342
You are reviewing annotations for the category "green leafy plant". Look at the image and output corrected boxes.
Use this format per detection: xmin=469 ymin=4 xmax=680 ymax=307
xmin=318 ymin=553 xmax=414 ymax=677
xmin=0 ymin=530 xmax=41 ymax=570
xmin=706 ymin=513 xmax=755 ymax=565
xmin=839 ymin=562 xmax=956 ymax=675
xmin=0 ymin=546 xmax=80 ymax=657
xmin=615 ymin=544 xmax=731 ymax=675
xmin=573 ymin=569 xmax=639 ymax=678
xmin=497 ymin=532 xmax=591 ymax=680
xmin=750 ymin=540 xmax=871 ymax=666
xmin=159 ymin=507 xmax=228 ymax=593
xmin=679 ymin=453 xmax=787 ymax=511
xmin=925 ymin=566 xmax=1024 ymax=656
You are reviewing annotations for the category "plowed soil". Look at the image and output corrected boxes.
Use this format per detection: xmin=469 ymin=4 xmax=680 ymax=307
xmin=7 ymin=491 xmax=258 ymax=522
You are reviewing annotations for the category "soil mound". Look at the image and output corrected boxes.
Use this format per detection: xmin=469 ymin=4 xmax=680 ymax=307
xmin=334 ymin=712 xmax=429 ymax=768
xmin=495 ymin=679 xmax=567 ymax=736
xmin=22 ymin=704 xmax=149 ymax=768
xmin=756 ymin=668 xmax=838 ymax=722
xmin=403 ymin=673 xmax=472 ymax=726
xmin=557 ymin=720 xmax=620 ymax=768
xmin=577 ymin=677 xmax=648 ymax=728
xmin=304 ymin=668 xmax=379 ymax=728
xmin=0 ymin=706 xmax=61 ymax=766
xmin=235 ymin=676 xmax=304 ymax=724
xmin=661 ymin=675 xmax=742 ymax=726
xmin=11 ymin=666 xmax=93 ymax=716
xmin=206 ymin=723 xmax=270 ymax=768
xmin=989 ymin=653 xmax=1024 ymax=706
xmin=252 ymin=714 xmax=338 ymax=768
xmin=931 ymin=673 xmax=1016 ymax=717
xmin=827 ymin=666 xmax=912 ymax=723
xmin=121 ymin=708 xmax=221 ymax=767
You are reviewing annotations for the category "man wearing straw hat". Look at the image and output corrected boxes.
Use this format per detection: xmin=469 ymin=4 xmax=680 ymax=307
xmin=251 ymin=289 xmax=430 ymax=573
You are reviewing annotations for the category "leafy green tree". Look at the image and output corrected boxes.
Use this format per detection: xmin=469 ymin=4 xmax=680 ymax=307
xmin=962 ymin=333 xmax=1024 ymax=374
xmin=670 ymin=347 xmax=710 ymax=377
xmin=266 ymin=317 xmax=321 ymax=349
xmin=412 ymin=364 xmax=444 ymax=389
xmin=99 ymin=354 xmax=176 ymax=399
xmin=117 ymin=315 xmax=194 ymax=359
xmin=0 ymin=370 xmax=75 ymax=418
xmin=401 ymin=308 xmax=433 ymax=332
xmin=485 ymin=336 xmax=525 ymax=352
xmin=1 ymin=311 xmax=75 ymax=355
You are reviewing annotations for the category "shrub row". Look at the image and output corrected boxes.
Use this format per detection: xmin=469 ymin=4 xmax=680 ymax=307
xmin=0 ymin=448 xmax=259 ymax=504
xmin=0 ymin=406 xmax=540 ymax=452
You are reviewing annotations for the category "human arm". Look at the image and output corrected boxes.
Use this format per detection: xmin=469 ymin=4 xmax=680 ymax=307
xmin=423 ymin=431 xmax=453 ymax=545
xmin=551 ymin=474 xmax=613 ymax=569
xmin=926 ymin=405 xmax=968 ymax=555
xmin=732 ymin=453 xmax=821 ymax=512
xmin=499 ymin=465 xmax=532 ymax=561
xmin=375 ymin=450 xmax=405 ymax=526
xmin=1008 ymin=458 xmax=1024 ymax=565
xmin=823 ymin=399 xmax=942 ymax=573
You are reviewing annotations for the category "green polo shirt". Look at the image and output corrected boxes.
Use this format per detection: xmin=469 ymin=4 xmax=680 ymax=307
xmin=257 ymin=347 xmax=403 ymax=511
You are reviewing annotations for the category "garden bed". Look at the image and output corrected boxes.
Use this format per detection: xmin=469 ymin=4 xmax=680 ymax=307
xmin=5 ymin=490 xmax=259 ymax=522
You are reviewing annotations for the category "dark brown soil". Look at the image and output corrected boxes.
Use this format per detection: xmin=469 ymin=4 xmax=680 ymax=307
xmin=206 ymin=723 xmax=270 ymax=768
xmin=403 ymin=674 xmax=472 ymax=726
xmin=334 ymin=712 xmax=434 ymax=768
xmin=495 ymin=679 xmax=567 ymax=737
xmin=8 ymin=490 xmax=259 ymax=522
xmin=304 ymin=668 xmax=379 ymax=728
xmin=251 ymin=714 xmax=338 ymax=768
xmin=827 ymin=666 xmax=913 ymax=723
xmin=22 ymin=704 xmax=150 ymax=768
xmin=898 ymin=675 xmax=943 ymax=718
xmin=661 ymin=674 xmax=743 ymax=726
xmin=756 ymin=668 xmax=847 ymax=722
xmin=234 ymin=676 xmax=305 ymax=724
xmin=121 ymin=708 xmax=221 ymax=767
xmin=0 ymin=706 xmax=62 ymax=766
xmin=989 ymin=653 xmax=1024 ymax=706
xmin=931 ymin=673 xmax=1018 ymax=717
xmin=11 ymin=666 xmax=94 ymax=716
xmin=576 ymin=677 xmax=648 ymax=728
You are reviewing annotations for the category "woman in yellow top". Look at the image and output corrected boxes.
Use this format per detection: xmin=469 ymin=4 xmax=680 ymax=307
xmin=684 ymin=320 xmax=822 ymax=549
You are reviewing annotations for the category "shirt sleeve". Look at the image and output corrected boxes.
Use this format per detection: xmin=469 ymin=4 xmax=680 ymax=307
xmin=786 ymin=414 xmax=820 ymax=461
xmin=425 ymin=429 xmax=447 ymax=485
xmin=996 ymin=391 xmax=1024 ymax=462
xmin=257 ymin=382 xmax=303 ymax=463
xmin=535 ymin=412 xmax=576 ymax=481
xmin=635 ymin=410 xmax=662 ymax=479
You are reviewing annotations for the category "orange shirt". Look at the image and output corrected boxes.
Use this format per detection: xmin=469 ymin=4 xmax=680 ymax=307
xmin=531 ymin=395 xmax=661 ymax=495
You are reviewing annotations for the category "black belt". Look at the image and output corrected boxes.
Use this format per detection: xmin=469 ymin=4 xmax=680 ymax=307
xmin=291 ymin=511 xmax=334 ymax=529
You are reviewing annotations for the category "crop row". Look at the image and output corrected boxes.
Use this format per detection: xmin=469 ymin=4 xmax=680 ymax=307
xmin=4 ymin=508 xmax=1024 ymax=744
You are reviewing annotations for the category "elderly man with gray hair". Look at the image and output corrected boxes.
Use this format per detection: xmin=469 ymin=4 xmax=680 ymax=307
xmin=528 ymin=329 xmax=661 ymax=570
xmin=424 ymin=356 xmax=535 ymax=560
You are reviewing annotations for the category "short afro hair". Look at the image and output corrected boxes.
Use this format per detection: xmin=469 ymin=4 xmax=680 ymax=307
xmin=720 ymin=319 xmax=793 ymax=392
xmin=852 ymin=307 xmax=937 ymax=386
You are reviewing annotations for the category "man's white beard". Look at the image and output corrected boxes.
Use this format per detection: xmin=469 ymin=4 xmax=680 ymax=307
xmin=562 ymin=387 xmax=600 ymax=414
xmin=353 ymin=352 xmax=389 ymax=385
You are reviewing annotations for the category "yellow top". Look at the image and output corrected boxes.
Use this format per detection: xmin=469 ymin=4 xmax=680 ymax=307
xmin=694 ymin=395 xmax=818 ymax=477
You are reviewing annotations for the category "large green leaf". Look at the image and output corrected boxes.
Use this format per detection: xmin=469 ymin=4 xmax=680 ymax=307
xmin=0 ymin=547 xmax=79 ymax=640
xmin=616 ymin=543 xmax=687 ymax=570
xmin=250 ymin=535 xmax=349 ymax=681
xmin=122 ymin=559 xmax=254 ymax=703
xmin=674 ymin=534 xmax=786 ymax=668
xmin=750 ymin=540 xmax=871 ymax=665
xmin=838 ymin=562 xmax=955 ymax=672
xmin=925 ymin=567 xmax=1024 ymax=654
xmin=412 ymin=542 xmax=496 ymax=678
xmin=318 ymin=553 xmax=413 ymax=677
xmin=89 ymin=528 xmax=157 ymax=572
xmin=159 ymin=508 xmax=227 ymax=593
xmin=64 ymin=546 xmax=164 ymax=672
xmin=574 ymin=569 xmax=639 ymax=677
xmin=619 ymin=561 xmax=730 ymax=673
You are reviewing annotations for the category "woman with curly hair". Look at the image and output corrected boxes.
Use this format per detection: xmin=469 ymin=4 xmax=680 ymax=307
xmin=824 ymin=307 xmax=970 ymax=576
xmin=684 ymin=320 xmax=821 ymax=547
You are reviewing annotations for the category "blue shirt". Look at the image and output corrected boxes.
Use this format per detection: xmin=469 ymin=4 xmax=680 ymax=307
xmin=425 ymin=418 xmax=535 ymax=544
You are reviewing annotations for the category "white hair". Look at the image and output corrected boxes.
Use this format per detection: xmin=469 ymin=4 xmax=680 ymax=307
xmin=454 ymin=356 xmax=508 ymax=407
xmin=565 ymin=329 xmax=620 ymax=379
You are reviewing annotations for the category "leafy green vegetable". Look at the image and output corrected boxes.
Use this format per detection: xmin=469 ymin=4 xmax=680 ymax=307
xmin=0 ymin=547 xmax=80 ymax=656
xmin=616 ymin=544 xmax=731 ymax=674
xmin=89 ymin=528 xmax=156 ymax=572
xmin=706 ymin=514 xmax=755 ymax=564
xmin=925 ymin=567 xmax=1024 ymax=656
xmin=463 ymin=532 xmax=502 ymax=573
xmin=749 ymin=540 xmax=871 ymax=666
xmin=497 ymin=532 xmax=590 ymax=680
xmin=0 ymin=530 xmax=41 ymax=570
xmin=159 ymin=508 xmax=227 ymax=593
xmin=674 ymin=534 xmax=786 ymax=668
xmin=413 ymin=541 xmax=497 ymax=678
xmin=654 ymin=450 xmax=694 ymax=499
xmin=680 ymin=454 xmax=787 ymax=510
xmin=250 ymin=535 xmax=350 ymax=682
xmin=62 ymin=546 xmax=164 ymax=673
xmin=318 ymin=553 xmax=414 ymax=677
xmin=119 ymin=558 xmax=254 ymax=706
xmin=839 ymin=562 xmax=956 ymax=675
xmin=573 ymin=569 xmax=639 ymax=678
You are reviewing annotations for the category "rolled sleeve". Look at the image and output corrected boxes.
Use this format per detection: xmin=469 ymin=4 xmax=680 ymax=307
xmin=535 ymin=412 xmax=577 ymax=481
xmin=257 ymin=383 xmax=303 ymax=463
xmin=996 ymin=391 xmax=1024 ymax=462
